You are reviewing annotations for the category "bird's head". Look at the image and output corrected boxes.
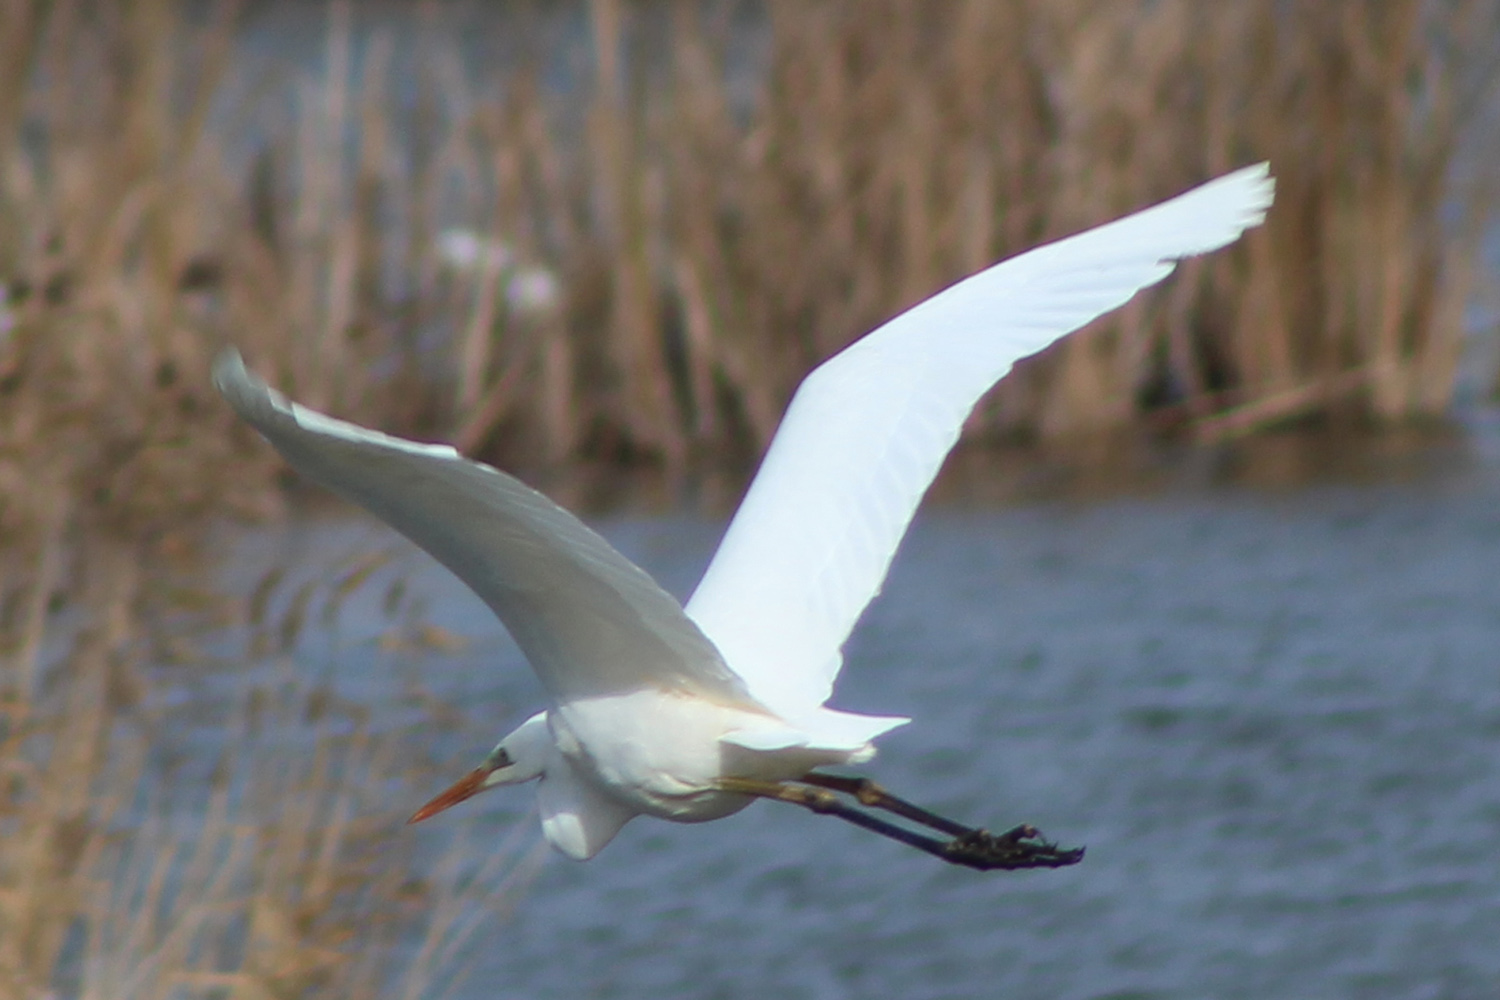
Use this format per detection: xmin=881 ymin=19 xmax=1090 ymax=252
xmin=408 ymin=712 xmax=549 ymax=824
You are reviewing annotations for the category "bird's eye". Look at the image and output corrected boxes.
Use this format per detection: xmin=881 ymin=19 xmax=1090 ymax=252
xmin=488 ymin=747 xmax=513 ymax=769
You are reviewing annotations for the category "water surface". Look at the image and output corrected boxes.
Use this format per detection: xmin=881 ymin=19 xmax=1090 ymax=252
xmin=269 ymin=460 xmax=1500 ymax=1000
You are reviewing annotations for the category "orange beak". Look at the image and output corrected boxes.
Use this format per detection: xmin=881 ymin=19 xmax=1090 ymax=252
xmin=408 ymin=766 xmax=490 ymax=824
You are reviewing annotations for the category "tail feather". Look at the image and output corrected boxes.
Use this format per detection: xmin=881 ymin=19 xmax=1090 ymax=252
xmin=720 ymin=707 xmax=909 ymax=757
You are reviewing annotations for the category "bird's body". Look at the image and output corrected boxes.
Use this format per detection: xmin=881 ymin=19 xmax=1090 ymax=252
xmin=475 ymin=696 xmax=853 ymax=859
xmin=216 ymin=163 xmax=1274 ymax=868
xmin=550 ymin=691 xmax=870 ymax=817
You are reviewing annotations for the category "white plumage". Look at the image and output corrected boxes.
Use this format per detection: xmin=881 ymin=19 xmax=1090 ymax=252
xmin=216 ymin=163 xmax=1274 ymax=862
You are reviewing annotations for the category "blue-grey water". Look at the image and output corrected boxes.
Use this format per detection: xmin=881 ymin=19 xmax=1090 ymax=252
xmin=239 ymin=451 xmax=1500 ymax=1000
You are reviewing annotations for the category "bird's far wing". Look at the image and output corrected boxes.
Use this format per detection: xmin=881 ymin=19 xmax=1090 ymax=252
xmin=215 ymin=351 xmax=754 ymax=708
xmin=686 ymin=164 xmax=1274 ymax=718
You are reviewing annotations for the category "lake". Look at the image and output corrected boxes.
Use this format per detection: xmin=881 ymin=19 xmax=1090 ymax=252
xmin=243 ymin=439 xmax=1500 ymax=1000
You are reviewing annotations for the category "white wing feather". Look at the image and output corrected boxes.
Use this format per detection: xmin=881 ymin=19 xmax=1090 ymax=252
xmin=214 ymin=351 xmax=755 ymax=708
xmin=686 ymin=164 xmax=1275 ymax=718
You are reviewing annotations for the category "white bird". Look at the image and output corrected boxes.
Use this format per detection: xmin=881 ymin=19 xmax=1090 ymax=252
xmin=215 ymin=163 xmax=1273 ymax=870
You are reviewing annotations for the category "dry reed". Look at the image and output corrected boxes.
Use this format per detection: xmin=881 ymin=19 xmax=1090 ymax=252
xmin=546 ymin=0 xmax=1500 ymax=462
xmin=0 ymin=9 xmax=537 ymax=993
xmin=244 ymin=0 xmax=1499 ymax=475
xmin=2 ymin=530 xmax=536 ymax=1000
xmin=2 ymin=0 xmax=1491 ymax=507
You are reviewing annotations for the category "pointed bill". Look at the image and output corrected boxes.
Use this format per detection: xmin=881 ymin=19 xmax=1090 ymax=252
xmin=409 ymin=766 xmax=489 ymax=824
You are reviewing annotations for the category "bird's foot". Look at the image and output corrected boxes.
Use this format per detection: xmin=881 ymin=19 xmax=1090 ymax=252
xmin=721 ymin=775 xmax=1084 ymax=873
xmin=942 ymin=824 xmax=1085 ymax=871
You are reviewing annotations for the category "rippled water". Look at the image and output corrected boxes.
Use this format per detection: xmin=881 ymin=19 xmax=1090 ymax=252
xmin=238 ymin=454 xmax=1500 ymax=1000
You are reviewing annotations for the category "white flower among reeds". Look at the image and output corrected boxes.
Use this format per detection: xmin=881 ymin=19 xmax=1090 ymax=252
xmin=436 ymin=228 xmax=562 ymax=317
xmin=504 ymin=265 xmax=562 ymax=314
xmin=436 ymin=228 xmax=515 ymax=274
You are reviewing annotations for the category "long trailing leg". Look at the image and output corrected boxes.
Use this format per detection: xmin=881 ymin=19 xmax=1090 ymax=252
xmin=798 ymin=773 xmax=973 ymax=836
xmin=718 ymin=777 xmax=1083 ymax=872
xmin=798 ymin=772 xmax=1085 ymax=870
xmin=718 ymin=777 xmax=968 ymax=864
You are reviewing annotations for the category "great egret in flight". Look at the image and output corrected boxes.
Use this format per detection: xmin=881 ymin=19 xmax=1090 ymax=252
xmin=216 ymin=163 xmax=1273 ymax=871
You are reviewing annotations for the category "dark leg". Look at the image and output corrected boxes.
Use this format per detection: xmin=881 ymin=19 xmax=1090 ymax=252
xmin=717 ymin=777 xmax=1084 ymax=872
xmin=798 ymin=773 xmax=973 ymax=836
xmin=798 ymin=774 xmax=1086 ymax=869
xmin=719 ymin=777 xmax=968 ymax=863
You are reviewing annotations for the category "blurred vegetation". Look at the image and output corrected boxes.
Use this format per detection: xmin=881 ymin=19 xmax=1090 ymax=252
xmin=1 ymin=0 xmax=1498 ymax=996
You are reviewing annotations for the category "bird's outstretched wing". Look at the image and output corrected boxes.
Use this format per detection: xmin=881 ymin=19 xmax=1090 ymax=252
xmin=686 ymin=163 xmax=1275 ymax=718
xmin=215 ymin=351 xmax=754 ymax=707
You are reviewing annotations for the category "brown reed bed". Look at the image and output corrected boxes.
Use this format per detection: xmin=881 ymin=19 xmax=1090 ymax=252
xmin=2 ymin=1 xmax=1497 ymax=996
xmin=2 ymin=528 xmax=538 ymax=999
xmin=0 ymin=2 xmax=531 ymax=993
xmin=2 ymin=0 xmax=1494 ymax=514
xmin=566 ymin=0 xmax=1500 ymax=464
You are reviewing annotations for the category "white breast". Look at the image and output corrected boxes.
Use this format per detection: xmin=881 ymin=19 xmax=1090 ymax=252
xmin=548 ymin=690 xmax=869 ymax=822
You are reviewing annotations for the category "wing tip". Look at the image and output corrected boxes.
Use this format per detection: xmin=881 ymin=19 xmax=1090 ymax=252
xmin=211 ymin=346 xmax=248 ymax=401
xmin=1206 ymin=160 xmax=1276 ymax=228
xmin=1144 ymin=161 xmax=1274 ymax=262
xmin=1240 ymin=159 xmax=1276 ymax=215
xmin=214 ymin=347 xmax=463 ymax=460
xmin=213 ymin=346 xmax=288 ymax=430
